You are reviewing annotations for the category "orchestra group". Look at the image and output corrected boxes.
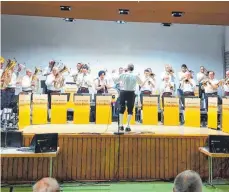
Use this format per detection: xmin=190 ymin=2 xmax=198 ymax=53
xmin=1 ymin=57 xmax=229 ymax=118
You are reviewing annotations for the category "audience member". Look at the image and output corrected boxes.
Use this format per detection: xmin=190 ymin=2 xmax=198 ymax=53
xmin=33 ymin=177 xmax=60 ymax=192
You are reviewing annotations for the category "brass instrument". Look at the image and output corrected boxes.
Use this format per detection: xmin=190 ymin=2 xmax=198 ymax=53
xmin=31 ymin=67 xmax=42 ymax=92
xmin=225 ymin=78 xmax=229 ymax=85
xmin=1 ymin=58 xmax=17 ymax=89
xmin=0 ymin=56 xmax=5 ymax=64
xmin=54 ymin=65 xmax=69 ymax=89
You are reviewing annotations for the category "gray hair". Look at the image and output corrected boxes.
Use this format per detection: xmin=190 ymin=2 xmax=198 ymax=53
xmin=174 ymin=170 xmax=202 ymax=192
xmin=33 ymin=177 xmax=60 ymax=192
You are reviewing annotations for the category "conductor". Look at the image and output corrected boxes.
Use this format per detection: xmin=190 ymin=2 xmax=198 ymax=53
xmin=116 ymin=64 xmax=143 ymax=132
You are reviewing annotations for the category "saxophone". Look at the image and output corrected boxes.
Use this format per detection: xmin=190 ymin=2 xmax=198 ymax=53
xmin=1 ymin=59 xmax=17 ymax=89
xmin=31 ymin=67 xmax=42 ymax=92
xmin=54 ymin=65 xmax=69 ymax=89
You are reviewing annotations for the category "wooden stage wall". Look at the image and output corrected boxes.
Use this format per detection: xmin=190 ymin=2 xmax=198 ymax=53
xmin=1 ymin=134 xmax=229 ymax=182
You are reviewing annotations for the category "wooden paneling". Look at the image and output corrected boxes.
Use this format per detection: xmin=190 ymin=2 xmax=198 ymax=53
xmin=1 ymin=134 xmax=229 ymax=182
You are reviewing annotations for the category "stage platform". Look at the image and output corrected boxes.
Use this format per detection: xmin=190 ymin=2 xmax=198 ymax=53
xmin=1 ymin=124 xmax=229 ymax=183
xmin=22 ymin=123 xmax=228 ymax=136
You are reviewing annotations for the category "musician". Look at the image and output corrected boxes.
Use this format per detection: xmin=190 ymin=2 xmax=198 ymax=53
xmin=160 ymin=75 xmax=175 ymax=108
xmin=180 ymin=72 xmax=196 ymax=107
xmin=203 ymin=71 xmax=220 ymax=110
xmin=76 ymin=64 xmax=92 ymax=93
xmin=94 ymin=70 xmax=111 ymax=94
xmin=115 ymin=64 xmax=142 ymax=132
xmin=42 ymin=60 xmax=56 ymax=94
xmin=66 ymin=63 xmax=82 ymax=83
xmin=21 ymin=69 xmax=34 ymax=93
xmin=223 ymin=70 xmax=229 ymax=96
xmin=197 ymin=66 xmax=207 ymax=98
xmin=45 ymin=67 xmax=61 ymax=109
xmin=139 ymin=69 xmax=155 ymax=105
xmin=161 ymin=64 xmax=176 ymax=84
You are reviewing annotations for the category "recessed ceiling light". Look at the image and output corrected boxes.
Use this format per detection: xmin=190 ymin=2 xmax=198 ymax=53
xmin=119 ymin=9 xmax=129 ymax=15
xmin=171 ymin=11 xmax=184 ymax=17
xmin=116 ymin=20 xmax=126 ymax=24
xmin=63 ymin=18 xmax=74 ymax=22
xmin=162 ymin=23 xmax=172 ymax=27
xmin=60 ymin=6 xmax=71 ymax=11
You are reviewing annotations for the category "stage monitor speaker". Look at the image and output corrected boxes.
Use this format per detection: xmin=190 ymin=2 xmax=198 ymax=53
xmin=208 ymin=135 xmax=229 ymax=153
xmin=1 ymin=131 xmax=23 ymax=148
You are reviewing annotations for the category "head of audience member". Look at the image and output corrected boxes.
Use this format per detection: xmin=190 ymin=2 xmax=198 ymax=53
xmin=164 ymin=75 xmax=170 ymax=82
xmin=52 ymin=67 xmax=58 ymax=76
xmin=208 ymin=71 xmax=215 ymax=80
xmin=173 ymin=170 xmax=202 ymax=192
xmin=181 ymin=64 xmax=188 ymax=73
xmin=98 ymin=70 xmax=106 ymax=80
xmin=165 ymin=64 xmax=171 ymax=72
xmin=226 ymin=70 xmax=229 ymax=78
xmin=49 ymin=60 xmax=55 ymax=68
xmin=144 ymin=69 xmax=150 ymax=77
xmin=127 ymin=64 xmax=134 ymax=72
xmin=200 ymin=66 xmax=205 ymax=73
xmin=119 ymin=67 xmax=124 ymax=74
xmin=33 ymin=177 xmax=60 ymax=192
xmin=185 ymin=72 xmax=191 ymax=79
xmin=81 ymin=64 xmax=88 ymax=74
xmin=26 ymin=69 xmax=32 ymax=77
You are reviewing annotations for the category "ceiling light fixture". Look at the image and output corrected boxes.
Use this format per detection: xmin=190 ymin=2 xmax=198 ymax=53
xmin=116 ymin=20 xmax=126 ymax=24
xmin=118 ymin=9 xmax=129 ymax=15
xmin=64 ymin=18 xmax=74 ymax=22
xmin=162 ymin=23 xmax=172 ymax=27
xmin=171 ymin=11 xmax=184 ymax=17
xmin=60 ymin=6 xmax=71 ymax=11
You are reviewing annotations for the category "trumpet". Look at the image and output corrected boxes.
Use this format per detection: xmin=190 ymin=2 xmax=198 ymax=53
xmin=54 ymin=65 xmax=69 ymax=89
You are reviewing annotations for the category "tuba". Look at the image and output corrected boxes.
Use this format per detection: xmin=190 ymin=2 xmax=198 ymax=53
xmin=54 ymin=65 xmax=69 ymax=89
xmin=1 ymin=58 xmax=17 ymax=89
xmin=31 ymin=67 xmax=42 ymax=92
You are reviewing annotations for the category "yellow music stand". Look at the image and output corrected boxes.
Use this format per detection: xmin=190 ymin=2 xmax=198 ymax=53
xmin=222 ymin=98 xmax=229 ymax=133
xmin=142 ymin=95 xmax=158 ymax=125
xmin=18 ymin=94 xmax=31 ymax=129
xmin=185 ymin=97 xmax=200 ymax=127
xmin=208 ymin=97 xmax=218 ymax=129
xmin=51 ymin=94 xmax=67 ymax=124
xmin=164 ymin=97 xmax=179 ymax=126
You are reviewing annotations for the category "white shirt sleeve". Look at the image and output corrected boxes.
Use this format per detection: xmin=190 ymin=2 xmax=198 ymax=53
xmin=8 ymin=73 xmax=17 ymax=87
xmin=21 ymin=76 xmax=31 ymax=89
xmin=43 ymin=67 xmax=50 ymax=76
xmin=136 ymin=75 xmax=143 ymax=85
xmin=45 ymin=74 xmax=54 ymax=86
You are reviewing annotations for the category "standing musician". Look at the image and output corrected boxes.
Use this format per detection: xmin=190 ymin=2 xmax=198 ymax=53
xmin=66 ymin=62 xmax=83 ymax=83
xmin=115 ymin=64 xmax=143 ymax=132
xmin=161 ymin=64 xmax=176 ymax=90
xmin=177 ymin=64 xmax=188 ymax=96
xmin=76 ymin=64 xmax=92 ymax=93
xmin=223 ymin=70 xmax=229 ymax=96
xmin=43 ymin=60 xmax=56 ymax=94
xmin=180 ymin=72 xmax=196 ymax=107
xmin=160 ymin=75 xmax=175 ymax=108
xmin=197 ymin=66 xmax=208 ymax=98
xmin=202 ymin=71 xmax=220 ymax=110
xmin=45 ymin=67 xmax=61 ymax=111
xmin=21 ymin=69 xmax=34 ymax=93
xmin=94 ymin=70 xmax=111 ymax=94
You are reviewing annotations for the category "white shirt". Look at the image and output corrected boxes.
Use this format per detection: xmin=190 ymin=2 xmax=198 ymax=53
xmin=45 ymin=73 xmax=61 ymax=91
xmin=42 ymin=66 xmax=52 ymax=77
xmin=76 ymin=73 xmax=92 ymax=89
xmin=181 ymin=79 xmax=196 ymax=92
xmin=160 ymin=81 xmax=175 ymax=94
xmin=178 ymin=71 xmax=186 ymax=82
xmin=64 ymin=69 xmax=78 ymax=83
xmin=160 ymin=71 xmax=176 ymax=83
xmin=223 ymin=84 xmax=229 ymax=92
xmin=197 ymin=72 xmax=206 ymax=83
xmin=116 ymin=71 xmax=142 ymax=91
xmin=21 ymin=75 xmax=32 ymax=91
xmin=7 ymin=72 xmax=17 ymax=88
xmin=0 ymin=69 xmax=3 ymax=77
xmin=140 ymin=75 xmax=155 ymax=92
xmin=204 ymin=79 xmax=219 ymax=94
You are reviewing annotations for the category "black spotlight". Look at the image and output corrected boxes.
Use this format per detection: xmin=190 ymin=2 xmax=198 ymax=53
xmin=119 ymin=9 xmax=129 ymax=15
xmin=171 ymin=11 xmax=184 ymax=17
xmin=64 ymin=18 xmax=74 ymax=22
xmin=60 ymin=6 xmax=71 ymax=11
xmin=162 ymin=23 xmax=172 ymax=27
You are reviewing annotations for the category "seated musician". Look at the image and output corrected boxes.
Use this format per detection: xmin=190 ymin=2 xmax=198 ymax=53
xmin=202 ymin=71 xmax=220 ymax=110
xmin=180 ymin=72 xmax=196 ymax=107
xmin=21 ymin=69 xmax=34 ymax=93
xmin=76 ymin=64 xmax=92 ymax=94
xmin=161 ymin=64 xmax=176 ymax=84
xmin=94 ymin=70 xmax=111 ymax=94
xmin=45 ymin=67 xmax=61 ymax=110
xmin=223 ymin=70 xmax=229 ymax=96
xmin=139 ymin=69 xmax=155 ymax=106
xmin=160 ymin=75 xmax=174 ymax=108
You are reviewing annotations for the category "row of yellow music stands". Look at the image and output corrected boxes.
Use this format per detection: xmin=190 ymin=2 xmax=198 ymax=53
xmin=18 ymin=94 xmax=229 ymax=134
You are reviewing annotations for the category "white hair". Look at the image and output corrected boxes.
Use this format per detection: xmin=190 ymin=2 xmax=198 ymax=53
xmin=33 ymin=177 xmax=60 ymax=192
xmin=174 ymin=170 xmax=202 ymax=192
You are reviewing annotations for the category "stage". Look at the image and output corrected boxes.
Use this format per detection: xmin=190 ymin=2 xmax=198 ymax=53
xmin=1 ymin=124 xmax=229 ymax=183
